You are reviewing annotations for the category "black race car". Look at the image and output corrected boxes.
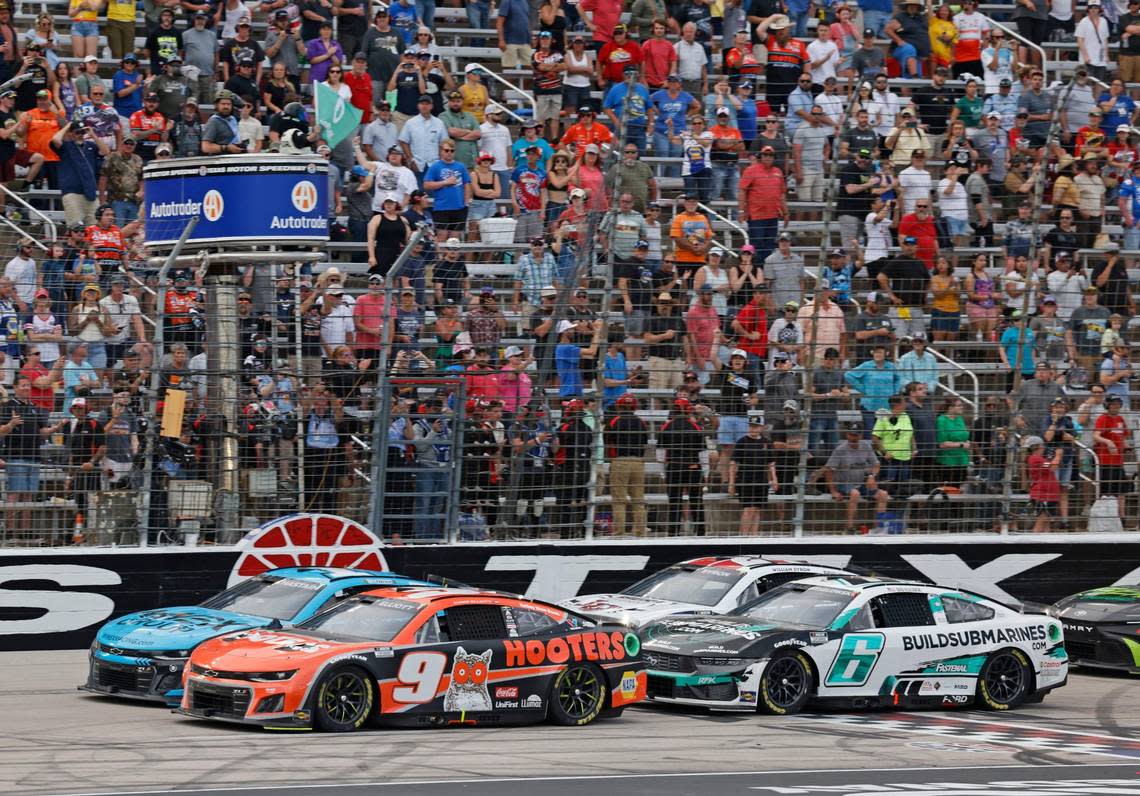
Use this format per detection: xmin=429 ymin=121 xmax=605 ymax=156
xmin=1049 ymin=585 xmax=1140 ymax=673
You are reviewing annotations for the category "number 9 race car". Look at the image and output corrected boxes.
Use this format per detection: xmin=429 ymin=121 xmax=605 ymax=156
xmin=640 ymin=575 xmax=1067 ymax=714
xmin=82 ymin=567 xmax=434 ymax=704
xmin=179 ymin=587 xmax=647 ymax=731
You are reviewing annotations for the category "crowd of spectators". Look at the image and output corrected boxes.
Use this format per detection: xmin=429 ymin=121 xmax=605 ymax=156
xmin=0 ymin=0 xmax=1138 ymax=542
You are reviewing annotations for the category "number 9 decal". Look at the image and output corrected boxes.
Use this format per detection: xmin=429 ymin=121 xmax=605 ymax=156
xmin=392 ymin=651 xmax=447 ymax=704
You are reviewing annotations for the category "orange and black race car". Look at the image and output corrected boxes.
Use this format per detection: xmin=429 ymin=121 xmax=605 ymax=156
xmin=178 ymin=587 xmax=647 ymax=731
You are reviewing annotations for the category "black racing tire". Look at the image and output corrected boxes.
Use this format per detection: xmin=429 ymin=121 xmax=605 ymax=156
xmin=312 ymin=665 xmax=375 ymax=732
xmin=547 ymin=662 xmax=606 ymax=726
xmin=757 ymin=649 xmax=814 ymax=716
xmin=976 ymin=648 xmax=1032 ymax=711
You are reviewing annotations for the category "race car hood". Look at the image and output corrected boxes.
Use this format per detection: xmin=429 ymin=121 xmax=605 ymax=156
xmin=191 ymin=629 xmax=372 ymax=671
xmin=641 ymin=614 xmax=796 ymax=657
xmin=561 ymin=594 xmax=713 ymax=626
xmin=96 ymin=607 xmax=269 ymax=653
xmin=1053 ymin=586 xmax=1140 ymax=624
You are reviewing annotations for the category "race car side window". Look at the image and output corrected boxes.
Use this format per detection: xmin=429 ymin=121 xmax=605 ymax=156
xmin=414 ymin=614 xmax=449 ymax=645
xmin=734 ymin=581 xmax=761 ymax=607
xmin=444 ymin=605 xmax=510 ymax=641
xmin=311 ymin=584 xmax=385 ymax=616
xmin=505 ymin=607 xmax=560 ymax=636
xmin=869 ymin=593 xmax=936 ymax=628
xmin=844 ymin=603 xmax=875 ymax=632
xmin=941 ymin=596 xmax=996 ymax=624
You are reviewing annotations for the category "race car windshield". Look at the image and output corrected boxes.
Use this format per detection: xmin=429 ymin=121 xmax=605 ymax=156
xmin=622 ymin=567 xmax=743 ymax=607
xmin=732 ymin=586 xmax=853 ymax=629
xmin=296 ymin=597 xmax=420 ymax=641
xmin=200 ymin=576 xmax=324 ymax=621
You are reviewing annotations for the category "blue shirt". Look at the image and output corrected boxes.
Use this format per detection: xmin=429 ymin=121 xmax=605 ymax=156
xmin=498 ymin=0 xmax=532 ymax=45
xmin=1000 ymin=326 xmax=1036 ymax=375
xmin=1099 ymin=93 xmax=1135 ymax=136
xmin=1120 ymin=177 xmax=1140 ymax=226
xmin=785 ymin=88 xmax=814 ymax=138
xmin=389 ymin=1 xmax=419 ymax=46
xmin=649 ymin=89 xmax=696 ymax=135
xmin=844 ymin=361 xmax=901 ymax=412
xmin=555 ymin=342 xmax=583 ymax=397
xmin=112 ymin=69 xmax=143 ymax=117
xmin=603 ymin=351 xmax=628 ymax=406
xmin=603 ymin=83 xmax=651 ymax=127
xmin=736 ymin=98 xmax=758 ymax=142
xmin=510 ymin=136 xmax=554 ymax=164
xmin=423 ymin=160 xmax=470 ymax=211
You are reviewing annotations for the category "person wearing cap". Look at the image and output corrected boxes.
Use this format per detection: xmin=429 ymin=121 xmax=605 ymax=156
xmin=360 ymin=97 xmax=398 ymax=161
xmin=1023 ymin=433 xmax=1064 ymax=533
xmin=685 ymin=279 xmax=720 ymax=383
xmin=762 ymin=231 xmax=803 ymax=313
xmin=509 ymin=138 xmax=548 ymax=244
xmin=497 ymin=0 xmax=534 ymax=68
xmin=1119 ymin=156 xmax=1140 ymax=254
xmin=438 ymin=88 xmax=480 ymax=169
xmin=3 ymin=237 xmax=38 ymax=309
xmin=559 ymin=105 xmax=614 ymax=160
xmin=643 ymin=290 xmax=686 ymax=393
xmin=1074 ymin=151 xmax=1108 ymax=250
xmin=712 ymin=346 xmax=761 ymax=482
xmin=596 ymin=24 xmax=642 ymax=90
xmin=845 ymin=342 xmax=901 ymax=437
xmin=1094 ymin=391 xmax=1132 ymax=522
xmin=707 ymin=101 xmax=744 ymax=202
xmin=13 ymin=87 xmax=61 ymax=170
xmin=397 ymin=90 xmax=447 ymax=175
xmin=529 ymin=32 xmax=567 ymax=141
xmin=604 ymin=139 xmax=656 ymax=210
xmin=74 ymin=54 xmax=106 ymax=107
xmin=146 ymin=55 xmax=191 ymax=121
xmin=884 ymin=1 xmax=929 ymax=79
xmin=1075 ymin=0 xmax=1110 ymax=81
xmin=726 ymin=414 xmax=776 ymax=535
xmin=647 ymin=73 xmax=699 ymax=179
xmin=508 ymin=118 xmax=553 ymax=167
xmin=169 ymin=96 xmax=204 ymax=158
xmin=765 ymin=298 xmax=803 ymax=370
xmin=982 ymin=71 xmax=1017 ymax=125
xmin=739 ymin=145 xmax=786 ymax=263
xmin=128 ymin=89 xmax=172 ymax=163
xmin=757 ymin=15 xmax=807 ymax=113
xmin=95 ymin=126 xmax=142 ymax=227
xmin=201 ymin=90 xmax=245 ymax=154
xmin=670 ymin=194 xmax=713 ymax=279
xmin=765 ymin=344 xmax=802 ymax=423
xmin=262 ymin=10 xmax=304 ymax=89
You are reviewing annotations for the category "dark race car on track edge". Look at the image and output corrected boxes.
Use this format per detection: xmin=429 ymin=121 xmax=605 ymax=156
xmin=82 ymin=567 xmax=434 ymax=704
xmin=178 ymin=586 xmax=647 ymax=731
xmin=1049 ymin=585 xmax=1140 ymax=673
xmin=641 ymin=575 xmax=1067 ymax=714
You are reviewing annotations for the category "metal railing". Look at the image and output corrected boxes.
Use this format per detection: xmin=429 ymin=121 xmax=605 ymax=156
xmin=928 ymin=346 xmax=980 ymax=412
xmin=0 ymin=183 xmax=57 ymax=244
xmin=465 ymin=64 xmax=536 ymax=119
xmin=983 ymin=16 xmax=1048 ymax=84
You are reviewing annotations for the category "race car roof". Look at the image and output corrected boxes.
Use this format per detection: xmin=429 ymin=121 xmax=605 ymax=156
xmin=677 ymin=556 xmax=847 ymax=572
xmin=265 ymin=566 xmax=408 ymax=583
xmin=357 ymin=585 xmax=515 ymax=604
xmin=792 ymin=574 xmax=928 ymax=592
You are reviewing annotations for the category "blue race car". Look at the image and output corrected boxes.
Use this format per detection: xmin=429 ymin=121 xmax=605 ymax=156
xmin=81 ymin=567 xmax=434 ymax=704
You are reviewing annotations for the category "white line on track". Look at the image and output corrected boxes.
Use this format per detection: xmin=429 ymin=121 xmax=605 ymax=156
xmin=898 ymin=714 xmax=1140 ymax=744
xmin=40 ymin=763 xmax=1140 ymax=796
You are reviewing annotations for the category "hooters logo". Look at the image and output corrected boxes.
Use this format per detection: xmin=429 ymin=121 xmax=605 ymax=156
xmin=201 ymin=190 xmax=224 ymax=222
xmin=226 ymin=513 xmax=389 ymax=587
xmin=291 ymin=181 xmax=319 ymax=212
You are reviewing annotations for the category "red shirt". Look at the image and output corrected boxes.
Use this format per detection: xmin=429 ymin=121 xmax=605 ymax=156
xmin=579 ymin=0 xmax=622 ymax=43
xmin=597 ymin=40 xmax=642 ymax=84
xmin=20 ymin=364 xmax=54 ymax=410
xmin=898 ymin=213 xmax=938 ymax=269
xmin=1027 ymin=453 xmax=1060 ymax=502
xmin=1095 ymin=412 xmax=1128 ymax=466
xmin=641 ymin=38 xmax=677 ymax=87
xmin=733 ymin=300 xmax=768 ymax=358
xmin=740 ymin=162 xmax=786 ymax=220
xmin=724 ymin=45 xmax=763 ymax=78
xmin=85 ymin=225 xmax=125 ymax=265
xmin=344 ymin=70 xmax=373 ymax=123
xmin=129 ymin=109 xmax=168 ymax=143
xmin=352 ymin=291 xmax=388 ymax=350
xmin=164 ymin=289 xmax=199 ymax=327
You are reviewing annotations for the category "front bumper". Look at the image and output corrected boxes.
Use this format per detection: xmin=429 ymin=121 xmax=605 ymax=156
xmin=177 ymin=676 xmax=310 ymax=729
xmin=645 ymin=667 xmax=761 ymax=711
xmin=1064 ymin=632 xmax=1140 ymax=673
xmin=81 ymin=653 xmax=187 ymax=703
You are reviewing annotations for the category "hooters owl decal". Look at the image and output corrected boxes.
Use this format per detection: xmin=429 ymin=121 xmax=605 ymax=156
xmin=443 ymin=647 xmax=493 ymax=712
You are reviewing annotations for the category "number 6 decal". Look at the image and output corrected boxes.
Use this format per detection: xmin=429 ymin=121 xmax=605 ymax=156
xmin=392 ymin=651 xmax=447 ymax=704
xmin=825 ymin=632 xmax=885 ymax=687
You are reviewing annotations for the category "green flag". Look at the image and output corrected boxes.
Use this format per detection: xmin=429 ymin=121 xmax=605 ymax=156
xmin=315 ymin=81 xmax=362 ymax=149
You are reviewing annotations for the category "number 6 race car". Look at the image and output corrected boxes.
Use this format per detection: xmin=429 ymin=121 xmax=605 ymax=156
xmin=179 ymin=587 xmax=647 ymax=731
xmin=640 ymin=575 xmax=1067 ymax=714
xmin=82 ymin=568 xmax=434 ymax=704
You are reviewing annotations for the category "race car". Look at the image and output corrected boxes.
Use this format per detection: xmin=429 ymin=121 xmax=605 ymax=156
xmin=179 ymin=586 xmax=646 ymax=731
xmin=1049 ymin=585 xmax=1140 ymax=672
xmin=641 ymin=575 xmax=1067 ymax=714
xmin=82 ymin=567 xmax=434 ymax=703
xmin=561 ymin=556 xmax=855 ymax=628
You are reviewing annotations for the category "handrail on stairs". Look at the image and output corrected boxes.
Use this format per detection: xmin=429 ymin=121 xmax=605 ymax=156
xmin=0 ymin=183 xmax=56 ymax=244
xmin=982 ymin=16 xmax=1047 ymax=85
xmin=465 ymin=64 xmax=536 ymax=121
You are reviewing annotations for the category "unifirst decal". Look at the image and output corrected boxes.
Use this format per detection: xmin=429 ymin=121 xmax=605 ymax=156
xmin=503 ymin=631 xmax=635 ymax=666
xmin=902 ymin=625 xmax=1047 ymax=652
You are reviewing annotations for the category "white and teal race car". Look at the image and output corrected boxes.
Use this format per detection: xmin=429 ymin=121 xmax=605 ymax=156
xmin=641 ymin=575 xmax=1068 ymax=714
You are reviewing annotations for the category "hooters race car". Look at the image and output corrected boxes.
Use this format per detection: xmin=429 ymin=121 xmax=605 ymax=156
xmin=641 ymin=575 xmax=1067 ymax=714
xmin=1049 ymin=585 xmax=1140 ymax=672
xmin=178 ymin=587 xmax=647 ymax=731
xmin=82 ymin=568 xmax=433 ymax=704
xmin=561 ymin=556 xmax=855 ymax=628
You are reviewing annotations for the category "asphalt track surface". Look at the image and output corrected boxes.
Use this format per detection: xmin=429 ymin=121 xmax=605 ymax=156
xmin=3 ymin=651 xmax=1139 ymax=796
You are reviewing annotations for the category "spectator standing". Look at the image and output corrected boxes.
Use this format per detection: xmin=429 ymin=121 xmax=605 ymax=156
xmin=764 ymin=232 xmax=804 ymax=310
xmin=808 ymin=347 xmax=846 ymax=459
xmin=533 ymin=32 xmax=567 ymax=141
xmin=1066 ymin=286 xmax=1111 ymax=373
xmin=872 ymin=393 xmax=916 ymax=484
xmin=709 ymin=107 xmax=744 ymax=201
xmin=606 ymin=394 xmax=649 ymax=536
xmin=674 ymin=22 xmax=708 ymax=99
xmin=1093 ymin=395 xmax=1131 ymax=523
xmin=659 ymin=397 xmax=705 ymax=535
xmin=4 ymin=237 xmax=37 ymax=308
xmin=497 ymin=0 xmax=533 ymax=69
xmin=761 ymin=16 xmax=807 ymax=113
xmin=905 ymin=380 xmax=938 ymax=487
xmin=1 ymin=375 xmax=62 ymax=541
xmin=1076 ymin=0 xmax=1110 ymax=81
xmin=643 ymin=291 xmax=686 ymax=392
xmin=641 ymin=20 xmax=677 ymax=89
xmin=885 ymin=0 xmax=929 ymax=78
xmin=729 ymin=416 xmax=777 ymax=536
xmin=51 ymin=122 xmax=104 ymax=228
xmin=846 ymin=343 xmax=900 ymax=435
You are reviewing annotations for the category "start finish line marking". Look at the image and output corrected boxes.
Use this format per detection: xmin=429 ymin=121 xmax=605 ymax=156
xmin=796 ymin=712 xmax=1140 ymax=761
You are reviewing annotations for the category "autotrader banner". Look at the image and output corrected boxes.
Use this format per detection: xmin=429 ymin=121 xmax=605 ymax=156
xmin=143 ymin=155 xmax=328 ymax=246
xmin=1 ymin=537 xmax=1138 ymax=650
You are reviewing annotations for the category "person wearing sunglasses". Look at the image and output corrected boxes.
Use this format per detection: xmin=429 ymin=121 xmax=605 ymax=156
xmin=872 ymin=393 xmax=916 ymax=486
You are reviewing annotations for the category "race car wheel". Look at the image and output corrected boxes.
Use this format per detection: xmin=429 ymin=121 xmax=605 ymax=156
xmin=548 ymin=663 xmax=606 ymax=726
xmin=313 ymin=666 xmax=374 ymax=732
xmin=758 ymin=650 xmax=813 ymax=715
xmin=977 ymin=649 xmax=1031 ymax=711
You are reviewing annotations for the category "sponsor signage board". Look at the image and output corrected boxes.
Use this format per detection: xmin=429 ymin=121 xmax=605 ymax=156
xmin=143 ymin=155 xmax=328 ymax=246
xmin=2 ymin=538 xmax=1139 ymax=651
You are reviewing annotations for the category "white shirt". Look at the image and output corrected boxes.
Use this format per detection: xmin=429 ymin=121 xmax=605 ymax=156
xmin=1045 ymin=268 xmax=1087 ymax=321
xmin=563 ymin=48 xmax=593 ymax=88
xmin=814 ymin=91 xmax=845 ymax=127
xmin=478 ymin=120 xmax=513 ymax=170
xmin=898 ymin=166 xmax=933 ymax=216
xmin=1050 ymin=0 xmax=1074 ymax=21
xmin=674 ymin=39 xmax=706 ymax=81
xmin=1076 ymin=15 xmax=1110 ymax=67
xmin=806 ymin=39 xmax=839 ymax=85
xmin=24 ymin=313 xmax=61 ymax=362
xmin=3 ymin=255 xmax=35 ymax=306
xmin=864 ymin=211 xmax=893 ymax=262
xmin=868 ymin=90 xmax=900 ymax=137
xmin=937 ymin=177 xmax=969 ymax=221
xmin=981 ymin=46 xmax=1015 ymax=95
xmin=362 ymin=118 xmax=398 ymax=155
xmin=952 ymin=11 xmax=989 ymax=54
xmin=319 ymin=302 xmax=355 ymax=348
xmin=98 ymin=293 xmax=140 ymax=344
xmin=369 ymin=161 xmax=418 ymax=210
